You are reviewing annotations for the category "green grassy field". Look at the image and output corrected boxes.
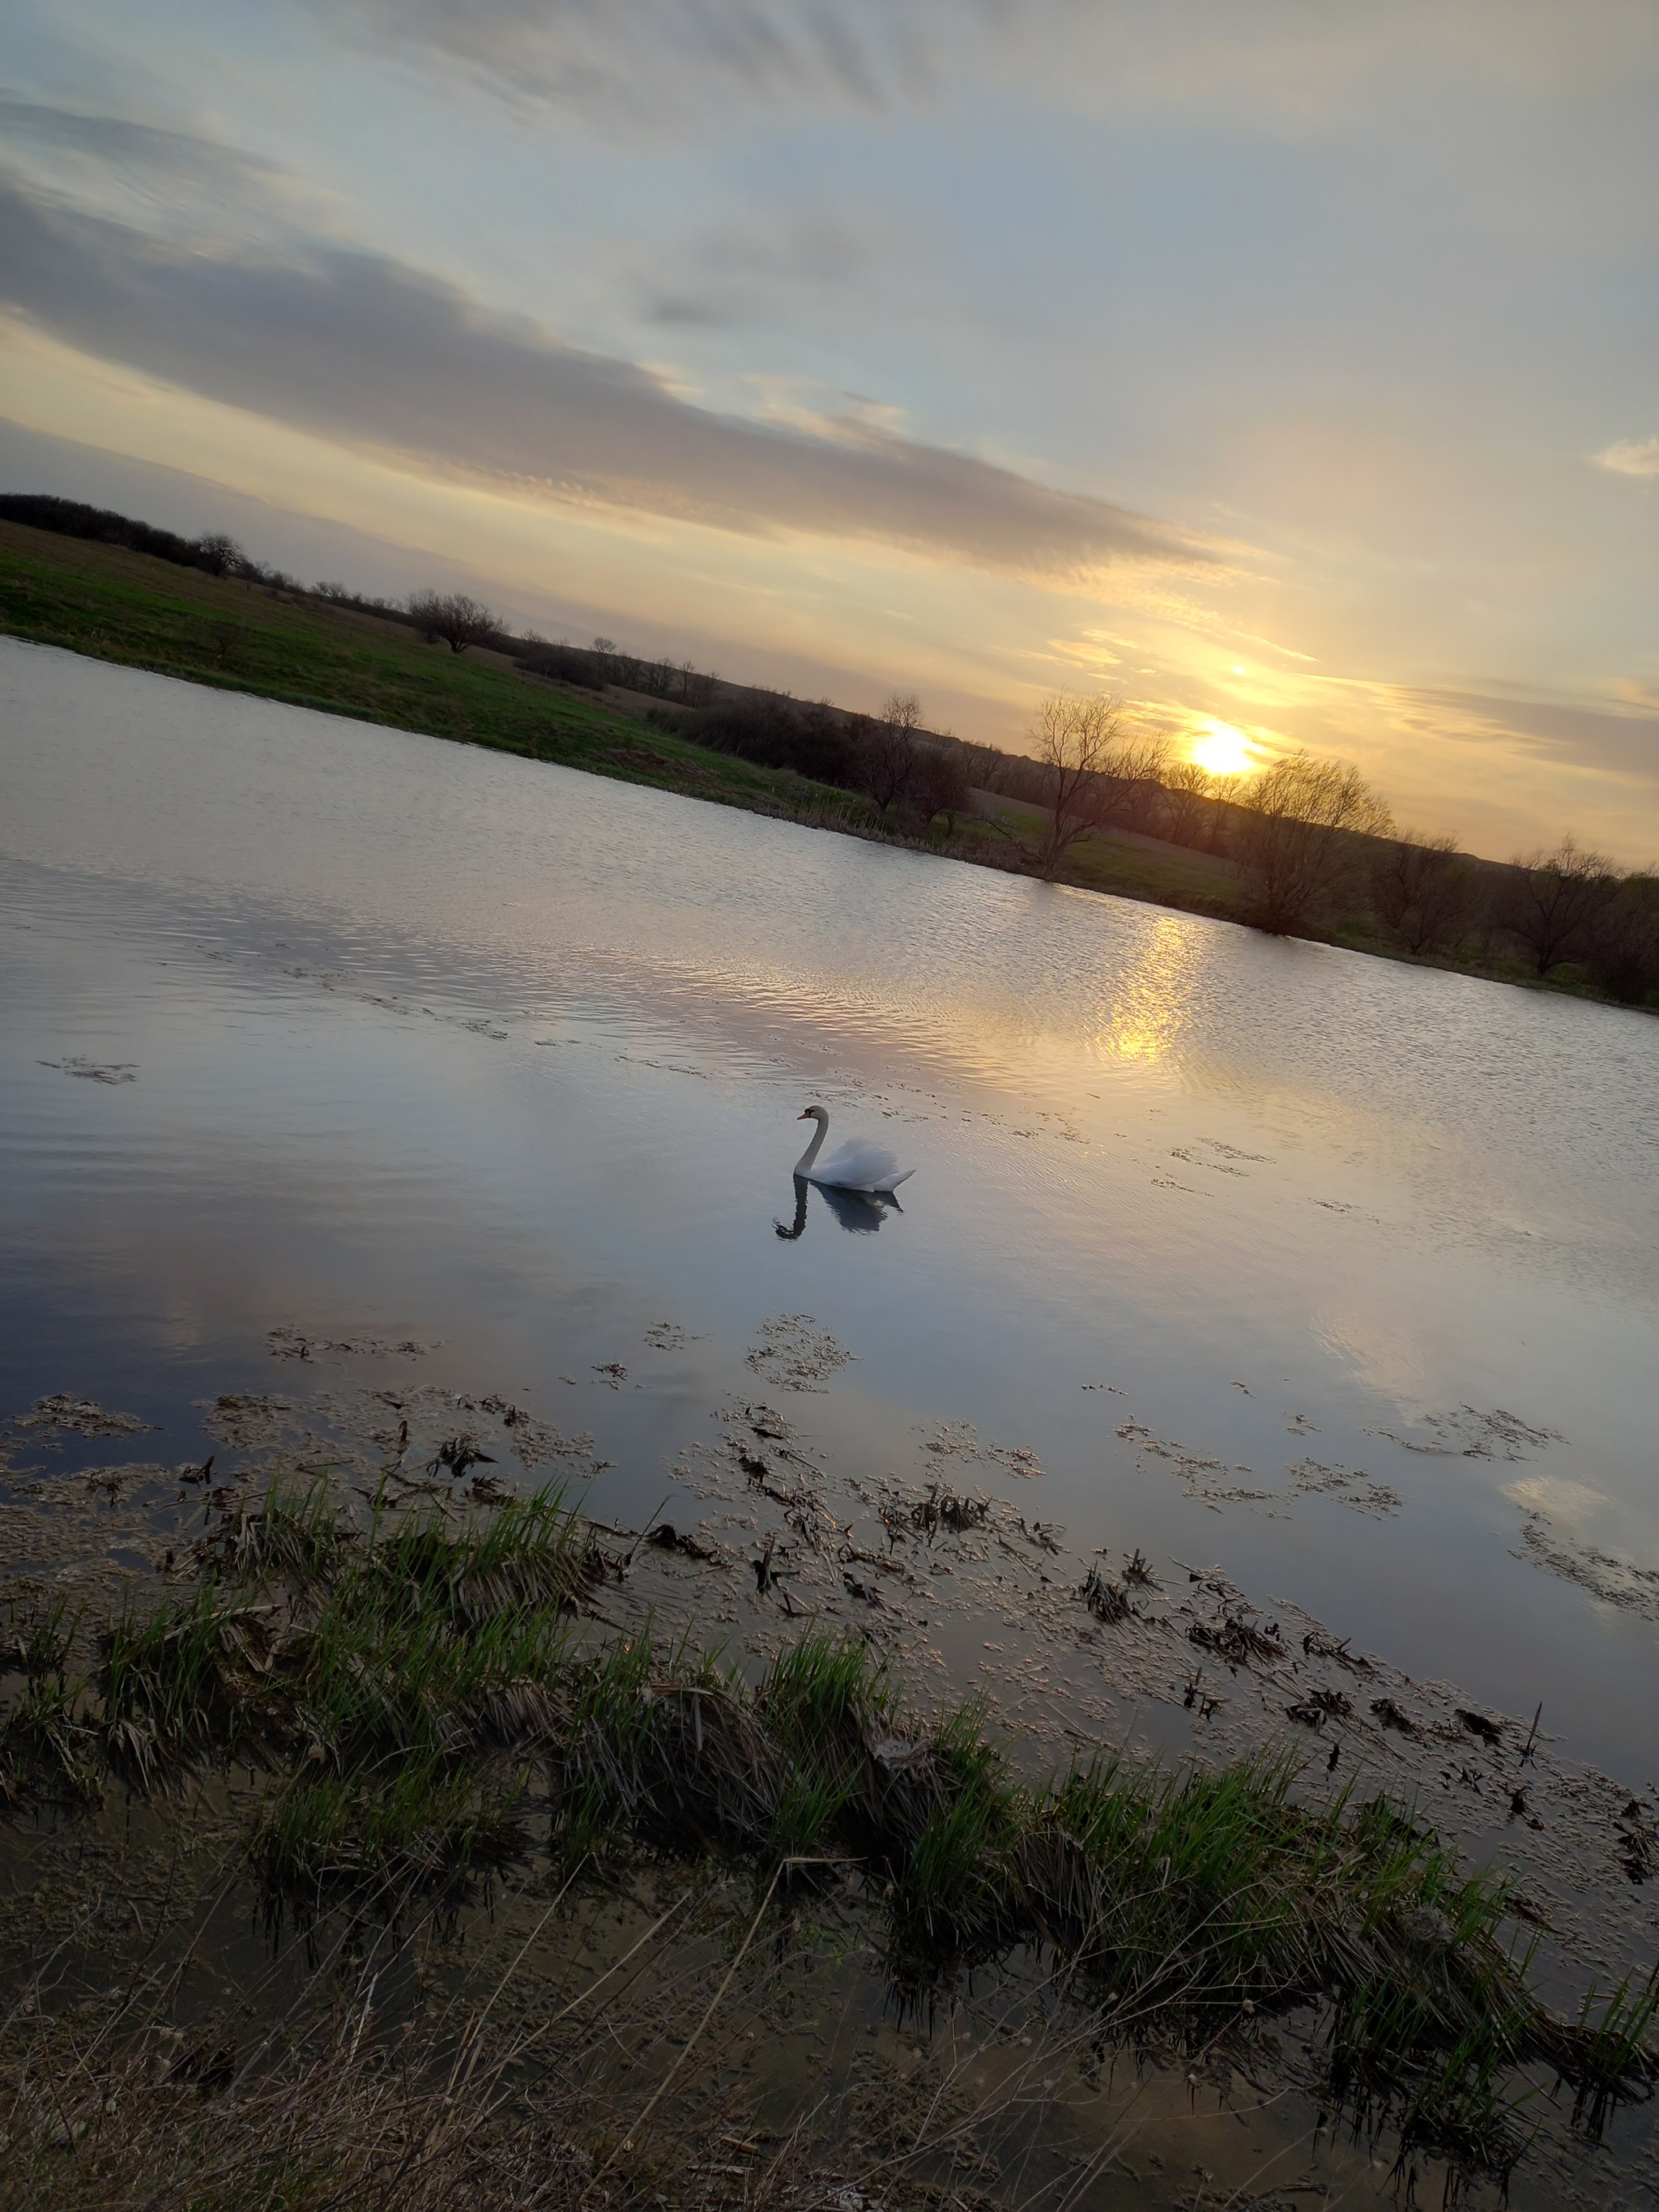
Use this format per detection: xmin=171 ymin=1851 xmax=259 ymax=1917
xmin=974 ymin=789 xmax=1243 ymax=915
xmin=0 ymin=521 xmax=854 ymax=820
xmin=2 ymin=524 xmax=1644 ymax=1012
xmin=0 ymin=522 xmax=1258 ymax=923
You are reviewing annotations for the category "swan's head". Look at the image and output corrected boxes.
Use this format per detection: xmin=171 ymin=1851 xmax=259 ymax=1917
xmin=798 ymin=1104 xmax=829 ymax=1123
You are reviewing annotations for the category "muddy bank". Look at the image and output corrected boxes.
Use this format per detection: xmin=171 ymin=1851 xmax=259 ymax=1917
xmin=5 ymin=1342 xmax=1653 ymax=1993
xmin=4 ymin=1341 xmax=1659 ymax=2205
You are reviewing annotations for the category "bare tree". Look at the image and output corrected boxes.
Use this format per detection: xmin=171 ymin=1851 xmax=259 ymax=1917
xmin=1586 ymin=872 xmax=1659 ymax=1003
xmin=206 ymin=617 xmax=250 ymax=669
xmin=910 ymin=740 xmax=972 ymax=836
xmin=957 ymin=740 xmax=1004 ymax=797
xmin=192 ymin=532 xmax=245 ymax=578
xmin=1030 ymin=694 xmax=1170 ymax=875
xmin=1158 ymin=760 xmax=1216 ymax=850
xmin=407 ymin=590 xmax=501 ymax=654
xmin=1370 ymin=829 xmax=1471 ymax=955
xmin=861 ymin=690 xmax=923 ymax=812
xmin=1502 ymin=836 xmax=1620 ymax=974
xmin=1233 ymin=751 xmax=1394 ymax=935
xmin=1034 ymin=694 xmax=1117 ymax=873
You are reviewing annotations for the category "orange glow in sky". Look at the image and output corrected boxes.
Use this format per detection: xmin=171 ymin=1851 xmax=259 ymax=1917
xmin=1189 ymin=720 xmax=1254 ymax=778
xmin=0 ymin=4 xmax=1653 ymax=859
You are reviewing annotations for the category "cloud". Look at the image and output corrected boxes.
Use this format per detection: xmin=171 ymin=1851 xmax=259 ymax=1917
xmin=1596 ymin=436 xmax=1659 ymax=479
xmin=311 ymin=0 xmax=962 ymax=120
xmin=1384 ymin=684 xmax=1659 ymax=795
xmin=0 ymin=98 xmax=328 ymax=242
xmin=306 ymin=0 xmax=1651 ymax=130
xmin=638 ymin=206 xmax=876 ymax=328
xmin=0 ymin=171 xmax=1216 ymax=583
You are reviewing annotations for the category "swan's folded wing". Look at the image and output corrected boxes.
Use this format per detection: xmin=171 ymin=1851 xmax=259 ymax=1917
xmin=812 ymin=1138 xmax=902 ymax=1190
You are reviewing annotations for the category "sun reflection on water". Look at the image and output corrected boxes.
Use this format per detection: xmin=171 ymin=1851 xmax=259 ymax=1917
xmin=1095 ymin=913 xmax=1206 ymax=1068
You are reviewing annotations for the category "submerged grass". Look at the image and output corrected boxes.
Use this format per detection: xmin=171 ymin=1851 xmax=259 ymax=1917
xmin=2 ymin=1478 xmax=1653 ymax=2188
xmin=0 ymin=1599 xmax=100 ymax=1813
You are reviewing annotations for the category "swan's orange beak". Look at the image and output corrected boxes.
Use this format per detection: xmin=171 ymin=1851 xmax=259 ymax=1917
xmin=798 ymin=1110 xmax=812 ymax=1119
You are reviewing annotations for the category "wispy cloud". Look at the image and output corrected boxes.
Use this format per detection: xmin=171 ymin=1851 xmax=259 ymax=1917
xmin=305 ymin=0 xmax=1647 ymax=133
xmin=638 ymin=206 xmax=879 ymax=329
xmin=0 ymin=97 xmax=331 ymax=242
xmin=1346 ymin=680 xmax=1659 ymax=800
xmin=1595 ymin=436 xmax=1659 ymax=479
xmin=310 ymin=0 xmax=963 ymax=121
xmin=0 ymin=169 xmax=1220 ymax=583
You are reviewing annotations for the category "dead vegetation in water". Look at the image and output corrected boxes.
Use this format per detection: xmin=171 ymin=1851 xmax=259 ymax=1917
xmin=745 ymin=1315 xmax=856 ymax=1393
xmin=0 ymin=1848 xmax=1477 ymax=2212
xmin=0 ymin=1480 xmax=1653 ymax=2195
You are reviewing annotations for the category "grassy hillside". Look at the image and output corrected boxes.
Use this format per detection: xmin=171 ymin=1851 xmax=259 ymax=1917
xmin=974 ymin=789 xmax=1243 ymax=916
xmin=2 ymin=522 xmax=1649 ymax=1012
xmin=0 ymin=522 xmax=851 ymax=820
xmin=0 ymin=520 xmax=1256 ymax=921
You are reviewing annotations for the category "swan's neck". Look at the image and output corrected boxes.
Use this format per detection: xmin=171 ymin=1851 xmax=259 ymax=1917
xmin=794 ymin=1116 xmax=828 ymax=1174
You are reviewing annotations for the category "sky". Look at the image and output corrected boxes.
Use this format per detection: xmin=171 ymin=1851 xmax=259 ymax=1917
xmin=1 ymin=1 xmax=1656 ymax=859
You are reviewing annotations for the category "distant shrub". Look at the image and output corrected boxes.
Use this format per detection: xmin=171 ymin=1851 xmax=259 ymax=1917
xmin=1586 ymin=874 xmax=1659 ymax=1004
xmin=1500 ymin=837 xmax=1621 ymax=976
xmin=1370 ymin=831 xmax=1472 ymax=956
xmin=525 ymin=644 xmax=605 ymax=690
xmin=0 ymin=494 xmax=237 ymax=576
xmin=689 ymin=698 xmax=863 ymax=791
xmin=908 ymin=744 xmax=973 ymax=833
xmin=406 ymin=590 xmax=501 ymax=654
xmin=1234 ymin=752 xmax=1393 ymax=935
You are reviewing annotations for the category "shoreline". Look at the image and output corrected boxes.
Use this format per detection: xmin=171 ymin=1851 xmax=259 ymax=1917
xmin=1 ymin=519 xmax=1648 ymax=1024
xmin=4 ymin=1356 xmax=1657 ymax=2204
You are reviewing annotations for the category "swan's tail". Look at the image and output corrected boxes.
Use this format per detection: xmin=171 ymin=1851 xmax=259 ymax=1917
xmin=877 ymin=1168 xmax=915 ymax=1192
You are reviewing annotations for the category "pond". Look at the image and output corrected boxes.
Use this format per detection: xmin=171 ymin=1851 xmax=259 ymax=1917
xmin=2 ymin=632 xmax=1657 ymax=1899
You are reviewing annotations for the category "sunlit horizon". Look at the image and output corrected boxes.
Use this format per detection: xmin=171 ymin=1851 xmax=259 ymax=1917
xmin=0 ymin=4 xmax=1653 ymax=861
xmin=1188 ymin=720 xmax=1256 ymax=781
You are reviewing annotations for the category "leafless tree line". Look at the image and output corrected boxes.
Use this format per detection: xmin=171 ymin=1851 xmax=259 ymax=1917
xmin=995 ymin=693 xmax=1659 ymax=996
xmin=143 ymin=505 xmax=1659 ymax=1002
xmin=676 ymin=684 xmax=975 ymax=835
xmin=1495 ymin=837 xmax=1659 ymax=998
xmin=582 ymin=636 xmax=722 ymax=705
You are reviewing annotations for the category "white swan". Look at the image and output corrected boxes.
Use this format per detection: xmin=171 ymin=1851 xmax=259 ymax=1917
xmin=794 ymin=1105 xmax=914 ymax=1194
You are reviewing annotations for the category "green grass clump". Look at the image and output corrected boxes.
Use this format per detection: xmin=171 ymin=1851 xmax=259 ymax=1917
xmin=0 ymin=1599 xmax=100 ymax=1812
xmin=254 ymin=1753 xmax=527 ymax=1929
xmin=6 ymin=1478 xmax=1653 ymax=2189
xmin=238 ymin=1485 xmax=587 ymax=1911
xmin=221 ymin=1476 xmax=346 ymax=1588
xmin=99 ymin=1582 xmax=279 ymax=1790
xmin=365 ymin=1487 xmax=599 ymax=1625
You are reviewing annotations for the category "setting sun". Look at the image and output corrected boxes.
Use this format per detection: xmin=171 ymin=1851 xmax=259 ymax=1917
xmin=1189 ymin=719 xmax=1254 ymax=778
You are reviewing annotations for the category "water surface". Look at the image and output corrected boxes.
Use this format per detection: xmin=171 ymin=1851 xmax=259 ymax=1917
xmin=3 ymin=636 xmax=1657 ymax=1791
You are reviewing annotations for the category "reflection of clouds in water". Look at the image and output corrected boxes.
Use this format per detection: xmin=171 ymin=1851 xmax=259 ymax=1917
xmin=773 ymin=1173 xmax=896 ymax=1239
xmin=1505 ymin=1476 xmax=1610 ymax=1529
xmin=1311 ymin=1311 xmax=1430 ymax=1402
xmin=1501 ymin=1471 xmax=1659 ymax=1575
xmin=1093 ymin=913 xmax=1207 ymax=1069
xmin=1513 ymin=1511 xmax=1659 ymax=1624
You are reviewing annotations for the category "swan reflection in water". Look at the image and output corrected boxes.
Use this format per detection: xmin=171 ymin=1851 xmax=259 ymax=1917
xmin=774 ymin=1173 xmax=902 ymax=1238
xmin=776 ymin=1105 xmax=913 ymax=1237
